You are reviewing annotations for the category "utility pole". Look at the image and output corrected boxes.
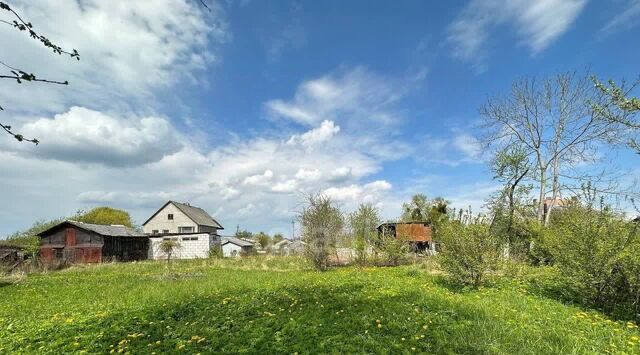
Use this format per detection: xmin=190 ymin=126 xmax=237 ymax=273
xmin=291 ymin=220 xmax=295 ymax=240
xmin=236 ymin=224 xmax=239 ymax=236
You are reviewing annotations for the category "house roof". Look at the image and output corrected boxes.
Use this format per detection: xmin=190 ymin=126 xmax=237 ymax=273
xmin=37 ymin=220 xmax=147 ymax=238
xmin=221 ymin=237 xmax=254 ymax=247
xmin=142 ymin=201 xmax=224 ymax=229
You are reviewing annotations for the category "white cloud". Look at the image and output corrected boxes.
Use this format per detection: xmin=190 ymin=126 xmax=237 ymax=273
xmin=2 ymin=106 xmax=182 ymax=166
xmin=287 ymin=120 xmax=340 ymax=146
xmin=448 ymin=0 xmax=587 ymax=71
xmin=0 ymin=0 xmax=227 ymax=115
xmin=243 ymin=170 xmax=274 ymax=186
xmin=452 ymin=133 xmax=481 ymax=158
xmin=265 ymin=67 xmax=405 ymax=127
xmin=600 ymin=0 xmax=640 ymax=35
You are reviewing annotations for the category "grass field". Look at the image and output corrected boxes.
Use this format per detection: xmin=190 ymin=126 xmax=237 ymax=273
xmin=1 ymin=257 xmax=640 ymax=354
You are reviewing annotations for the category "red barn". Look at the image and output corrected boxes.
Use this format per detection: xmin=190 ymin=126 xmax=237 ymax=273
xmin=38 ymin=220 xmax=148 ymax=263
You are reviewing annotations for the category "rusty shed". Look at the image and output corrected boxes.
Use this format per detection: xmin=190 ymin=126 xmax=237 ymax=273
xmin=38 ymin=220 xmax=148 ymax=263
xmin=377 ymin=222 xmax=435 ymax=253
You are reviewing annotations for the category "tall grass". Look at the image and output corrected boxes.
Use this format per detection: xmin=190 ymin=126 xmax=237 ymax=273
xmin=1 ymin=257 xmax=639 ymax=354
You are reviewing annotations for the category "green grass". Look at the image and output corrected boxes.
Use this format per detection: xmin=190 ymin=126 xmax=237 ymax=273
xmin=1 ymin=257 xmax=640 ymax=354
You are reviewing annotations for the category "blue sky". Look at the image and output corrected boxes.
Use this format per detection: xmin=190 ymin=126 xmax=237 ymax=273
xmin=0 ymin=0 xmax=639 ymax=237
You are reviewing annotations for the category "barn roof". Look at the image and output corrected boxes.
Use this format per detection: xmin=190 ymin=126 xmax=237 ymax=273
xmin=221 ymin=237 xmax=254 ymax=247
xmin=142 ymin=201 xmax=224 ymax=229
xmin=37 ymin=220 xmax=147 ymax=238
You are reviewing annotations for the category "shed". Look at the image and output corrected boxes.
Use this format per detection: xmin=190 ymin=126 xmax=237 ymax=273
xmin=220 ymin=237 xmax=254 ymax=257
xmin=376 ymin=222 xmax=436 ymax=253
xmin=0 ymin=243 xmax=26 ymax=265
xmin=274 ymin=239 xmax=306 ymax=256
xmin=38 ymin=220 xmax=148 ymax=263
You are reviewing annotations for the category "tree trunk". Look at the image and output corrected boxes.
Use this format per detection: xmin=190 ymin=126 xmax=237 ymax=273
xmin=544 ymin=157 xmax=560 ymax=226
xmin=537 ymin=167 xmax=547 ymax=223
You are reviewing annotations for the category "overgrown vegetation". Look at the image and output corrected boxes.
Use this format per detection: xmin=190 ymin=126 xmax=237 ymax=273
xmin=2 ymin=258 xmax=640 ymax=354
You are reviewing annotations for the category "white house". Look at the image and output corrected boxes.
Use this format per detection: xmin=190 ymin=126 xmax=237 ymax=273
xmin=142 ymin=201 xmax=223 ymax=235
xmin=221 ymin=237 xmax=254 ymax=257
xmin=143 ymin=201 xmax=224 ymax=260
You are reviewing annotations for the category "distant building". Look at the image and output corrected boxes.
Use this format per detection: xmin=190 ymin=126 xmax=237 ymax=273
xmin=220 ymin=237 xmax=254 ymax=257
xmin=38 ymin=220 xmax=148 ymax=263
xmin=376 ymin=222 xmax=436 ymax=254
xmin=273 ymin=239 xmax=306 ymax=256
xmin=142 ymin=201 xmax=223 ymax=235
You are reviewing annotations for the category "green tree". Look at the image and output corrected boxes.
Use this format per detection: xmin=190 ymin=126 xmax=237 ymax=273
xmin=592 ymin=77 xmax=640 ymax=153
xmin=348 ymin=203 xmax=380 ymax=266
xmin=256 ymin=232 xmax=271 ymax=249
xmin=5 ymin=218 xmax=64 ymax=256
xmin=74 ymin=207 xmax=134 ymax=227
xmin=438 ymin=221 xmax=501 ymax=287
xmin=401 ymin=194 xmax=430 ymax=222
xmin=235 ymin=230 xmax=253 ymax=240
xmin=272 ymin=233 xmax=284 ymax=244
xmin=158 ymin=239 xmax=181 ymax=264
xmin=488 ymin=146 xmax=533 ymax=257
xmin=299 ymin=194 xmax=344 ymax=271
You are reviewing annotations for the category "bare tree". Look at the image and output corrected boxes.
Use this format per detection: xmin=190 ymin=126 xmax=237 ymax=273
xmin=0 ymin=1 xmax=79 ymax=144
xmin=481 ymin=72 xmax=620 ymax=225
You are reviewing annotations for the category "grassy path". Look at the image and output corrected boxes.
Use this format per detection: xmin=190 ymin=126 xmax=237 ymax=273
xmin=1 ymin=258 xmax=639 ymax=354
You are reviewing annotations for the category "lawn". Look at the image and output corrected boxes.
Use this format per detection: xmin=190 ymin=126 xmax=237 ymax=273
xmin=1 ymin=257 xmax=639 ymax=354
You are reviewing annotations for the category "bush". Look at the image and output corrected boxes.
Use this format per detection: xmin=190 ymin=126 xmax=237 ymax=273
xmin=438 ymin=222 xmax=500 ymax=287
xmin=299 ymin=194 xmax=344 ymax=271
xmin=376 ymin=234 xmax=409 ymax=266
xmin=536 ymin=204 xmax=640 ymax=314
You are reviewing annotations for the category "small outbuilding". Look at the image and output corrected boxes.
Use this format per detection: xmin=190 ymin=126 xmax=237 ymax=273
xmin=273 ymin=239 xmax=306 ymax=256
xmin=0 ymin=243 xmax=26 ymax=266
xmin=377 ymin=222 xmax=436 ymax=254
xmin=148 ymin=233 xmax=219 ymax=260
xmin=38 ymin=220 xmax=148 ymax=263
xmin=221 ymin=237 xmax=254 ymax=257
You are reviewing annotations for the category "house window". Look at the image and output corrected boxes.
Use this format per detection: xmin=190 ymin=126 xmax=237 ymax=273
xmin=178 ymin=226 xmax=194 ymax=233
xmin=54 ymin=248 xmax=64 ymax=259
xmin=168 ymin=213 xmax=174 ymax=220
xmin=162 ymin=237 xmax=170 ymax=241
xmin=152 ymin=230 xmax=159 ymax=235
xmin=182 ymin=237 xmax=198 ymax=241
xmin=162 ymin=229 xmax=169 ymax=234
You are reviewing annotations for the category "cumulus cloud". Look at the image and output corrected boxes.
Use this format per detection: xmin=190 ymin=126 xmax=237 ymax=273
xmin=0 ymin=0 xmax=228 ymax=115
xmin=448 ymin=0 xmax=587 ymax=71
xmin=287 ymin=120 xmax=340 ymax=146
xmin=2 ymin=107 xmax=182 ymax=166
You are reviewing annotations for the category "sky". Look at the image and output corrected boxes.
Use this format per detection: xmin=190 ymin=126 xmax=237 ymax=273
xmin=0 ymin=0 xmax=639 ymax=237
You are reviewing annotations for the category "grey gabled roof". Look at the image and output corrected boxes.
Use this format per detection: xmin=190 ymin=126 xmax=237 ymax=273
xmin=221 ymin=237 xmax=254 ymax=247
xmin=38 ymin=220 xmax=147 ymax=238
xmin=142 ymin=201 xmax=224 ymax=229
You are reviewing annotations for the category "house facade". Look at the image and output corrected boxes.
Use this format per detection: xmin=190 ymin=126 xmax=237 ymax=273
xmin=38 ymin=221 xmax=148 ymax=263
xmin=142 ymin=201 xmax=223 ymax=235
xmin=144 ymin=201 xmax=224 ymax=260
